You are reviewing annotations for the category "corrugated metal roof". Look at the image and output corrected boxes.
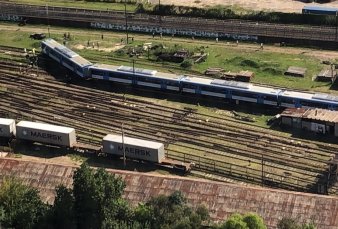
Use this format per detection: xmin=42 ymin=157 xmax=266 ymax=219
xmin=281 ymin=108 xmax=338 ymax=123
xmin=103 ymin=134 xmax=163 ymax=149
xmin=16 ymin=121 xmax=75 ymax=134
xmin=0 ymin=158 xmax=337 ymax=229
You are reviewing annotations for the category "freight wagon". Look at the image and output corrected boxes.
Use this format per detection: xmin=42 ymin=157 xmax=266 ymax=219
xmin=102 ymin=134 xmax=165 ymax=163
xmin=16 ymin=121 xmax=77 ymax=147
xmin=2 ymin=119 xmax=192 ymax=172
xmin=0 ymin=118 xmax=16 ymax=138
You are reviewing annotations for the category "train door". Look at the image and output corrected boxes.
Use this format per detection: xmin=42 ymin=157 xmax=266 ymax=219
xmin=257 ymin=94 xmax=264 ymax=104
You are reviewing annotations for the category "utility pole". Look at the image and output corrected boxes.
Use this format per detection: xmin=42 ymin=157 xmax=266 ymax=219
xmin=124 ymin=0 xmax=129 ymax=44
xmin=121 ymin=123 xmax=126 ymax=169
xmin=261 ymin=155 xmax=264 ymax=187
xmin=336 ymin=11 xmax=338 ymax=42
xmin=132 ymin=59 xmax=135 ymax=75
xmin=46 ymin=3 xmax=50 ymax=37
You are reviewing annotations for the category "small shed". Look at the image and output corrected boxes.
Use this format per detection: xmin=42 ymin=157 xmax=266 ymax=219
xmin=316 ymin=68 xmax=336 ymax=82
xmin=284 ymin=66 xmax=307 ymax=77
xmin=281 ymin=108 xmax=338 ymax=136
xmin=236 ymin=70 xmax=254 ymax=82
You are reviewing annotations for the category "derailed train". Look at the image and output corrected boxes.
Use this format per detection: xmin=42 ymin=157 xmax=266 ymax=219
xmin=0 ymin=118 xmax=189 ymax=170
xmin=41 ymin=39 xmax=338 ymax=110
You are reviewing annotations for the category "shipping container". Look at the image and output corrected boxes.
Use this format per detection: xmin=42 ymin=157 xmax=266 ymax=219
xmin=102 ymin=134 xmax=165 ymax=163
xmin=0 ymin=118 xmax=16 ymax=138
xmin=16 ymin=121 xmax=76 ymax=147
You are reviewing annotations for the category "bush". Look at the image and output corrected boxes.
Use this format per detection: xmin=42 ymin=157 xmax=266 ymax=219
xmin=181 ymin=59 xmax=193 ymax=68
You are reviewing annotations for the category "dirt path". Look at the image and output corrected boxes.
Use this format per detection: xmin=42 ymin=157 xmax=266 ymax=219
xmin=148 ymin=0 xmax=338 ymax=13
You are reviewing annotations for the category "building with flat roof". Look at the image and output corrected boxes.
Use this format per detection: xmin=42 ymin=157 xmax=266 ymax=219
xmin=280 ymin=108 xmax=338 ymax=136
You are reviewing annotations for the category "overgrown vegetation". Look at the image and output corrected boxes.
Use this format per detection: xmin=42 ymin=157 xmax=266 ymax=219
xmin=0 ymin=163 xmax=316 ymax=229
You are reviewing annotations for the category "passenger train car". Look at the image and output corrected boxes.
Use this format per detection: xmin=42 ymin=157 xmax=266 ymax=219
xmin=41 ymin=38 xmax=338 ymax=110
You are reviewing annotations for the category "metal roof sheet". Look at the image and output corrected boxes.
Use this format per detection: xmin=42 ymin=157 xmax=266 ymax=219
xmin=103 ymin=134 xmax=163 ymax=149
xmin=1 ymin=158 xmax=338 ymax=229
xmin=281 ymin=108 xmax=338 ymax=123
xmin=16 ymin=121 xmax=75 ymax=134
xmin=0 ymin=118 xmax=15 ymax=125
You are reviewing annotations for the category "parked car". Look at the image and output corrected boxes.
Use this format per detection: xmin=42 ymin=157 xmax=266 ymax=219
xmin=30 ymin=33 xmax=46 ymax=40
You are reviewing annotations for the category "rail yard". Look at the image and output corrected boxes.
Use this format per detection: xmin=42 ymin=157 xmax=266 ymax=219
xmin=0 ymin=45 xmax=338 ymax=195
xmin=1 ymin=1 xmax=338 ymax=227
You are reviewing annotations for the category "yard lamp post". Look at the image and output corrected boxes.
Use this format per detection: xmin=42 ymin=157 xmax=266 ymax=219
xmin=336 ymin=11 xmax=338 ymax=41
xmin=121 ymin=123 xmax=126 ymax=169
xmin=124 ymin=0 xmax=129 ymax=44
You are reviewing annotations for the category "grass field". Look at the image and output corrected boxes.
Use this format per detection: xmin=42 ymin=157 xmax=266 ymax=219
xmin=5 ymin=0 xmax=138 ymax=11
xmin=0 ymin=22 xmax=335 ymax=94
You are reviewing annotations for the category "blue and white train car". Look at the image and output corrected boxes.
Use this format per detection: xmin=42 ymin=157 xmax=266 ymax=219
xmin=279 ymin=90 xmax=338 ymax=110
xmin=180 ymin=77 xmax=281 ymax=105
xmin=88 ymin=64 xmax=183 ymax=91
xmin=41 ymin=39 xmax=92 ymax=77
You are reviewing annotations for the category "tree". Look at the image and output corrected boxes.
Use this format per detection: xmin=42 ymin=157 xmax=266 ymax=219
xmin=143 ymin=191 xmax=209 ymax=229
xmin=221 ymin=213 xmax=266 ymax=229
xmin=221 ymin=213 xmax=249 ymax=229
xmin=243 ymin=213 xmax=267 ymax=229
xmin=48 ymin=185 xmax=76 ymax=229
xmin=72 ymin=163 xmax=128 ymax=229
xmin=277 ymin=218 xmax=316 ymax=229
xmin=0 ymin=177 xmax=47 ymax=229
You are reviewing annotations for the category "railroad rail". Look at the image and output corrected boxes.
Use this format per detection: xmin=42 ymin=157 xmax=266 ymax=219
xmin=0 ymin=48 xmax=338 ymax=194
xmin=0 ymin=2 xmax=337 ymax=43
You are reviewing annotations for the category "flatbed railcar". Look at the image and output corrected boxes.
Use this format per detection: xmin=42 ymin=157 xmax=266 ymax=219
xmin=41 ymin=38 xmax=338 ymax=110
xmin=0 ymin=119 xmax=192 ymax=172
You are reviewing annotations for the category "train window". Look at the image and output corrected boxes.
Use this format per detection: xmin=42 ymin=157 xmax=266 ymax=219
xmin=232 ymin=90 xmax=257 ymax=99
xmin=183 ymin=83 xmax=197 ymax=89
xmin=138 ymin=76 xmax=161 ymax=83
xmin=166 ymin=80 xmax=179 ymax=86
xmin=63 ymin=58 xmax=73 ymax=67
xmin=92 ymin=69 xmax=105 ymax=76
xmin=300 ymin=100 xmax=327 ymax=108
xmin=201 ymin=85 xmax=224 ymax=93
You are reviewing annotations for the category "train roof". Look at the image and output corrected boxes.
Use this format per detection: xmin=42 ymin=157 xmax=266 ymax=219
xmin=303 ymin=5 xmax=338 ymax=12
xmin=91 ymin=64 xmax=182 ymax=81
xmin=17 ymin=121 xmax=75 ymax=134
xmin=281 ymin=90 xmax=338 ymax=104
xmin=43 ymin=39 xmax=92 ymax=67
xmin=181 ymin=77 xmax=280 ymax=95
xmin=42 ymin=38 xmax=60 ymax=49
xmin=71 ymin=55 xmax=93 ymax=67
xmin=103 ymin=134 xmax=163 ymax=149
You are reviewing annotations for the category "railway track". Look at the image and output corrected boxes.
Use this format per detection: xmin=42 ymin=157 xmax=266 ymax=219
xmin=0 ymin=2 xmax=337 ymax=43
xmin=0 ymin=51 xmax=338 ymax=194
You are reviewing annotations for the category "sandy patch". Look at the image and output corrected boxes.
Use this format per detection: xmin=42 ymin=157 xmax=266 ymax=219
xmin=74 ymin=43 xmax=125 ymax=52
xmin=148 ymin=0 xmax=338 ymax=13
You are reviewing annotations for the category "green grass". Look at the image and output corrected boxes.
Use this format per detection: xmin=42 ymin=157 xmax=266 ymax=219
xmin=0 ymin=22 xmax=335 ymax=94
xmin=6 ymin=0 xmax=137 ymax=12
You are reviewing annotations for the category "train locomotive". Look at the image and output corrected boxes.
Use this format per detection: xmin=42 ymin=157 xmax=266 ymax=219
xmin=41 ymin=38 xmax=338 ymax=110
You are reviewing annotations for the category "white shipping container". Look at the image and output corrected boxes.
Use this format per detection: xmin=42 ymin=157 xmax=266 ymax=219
xmin=0 ymin=118 xmax=16 ymax=138
xmin=16 ymin=121 xmax=77 ymax=147
xmin=102 ymin=134 xmax=165 ymax=163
